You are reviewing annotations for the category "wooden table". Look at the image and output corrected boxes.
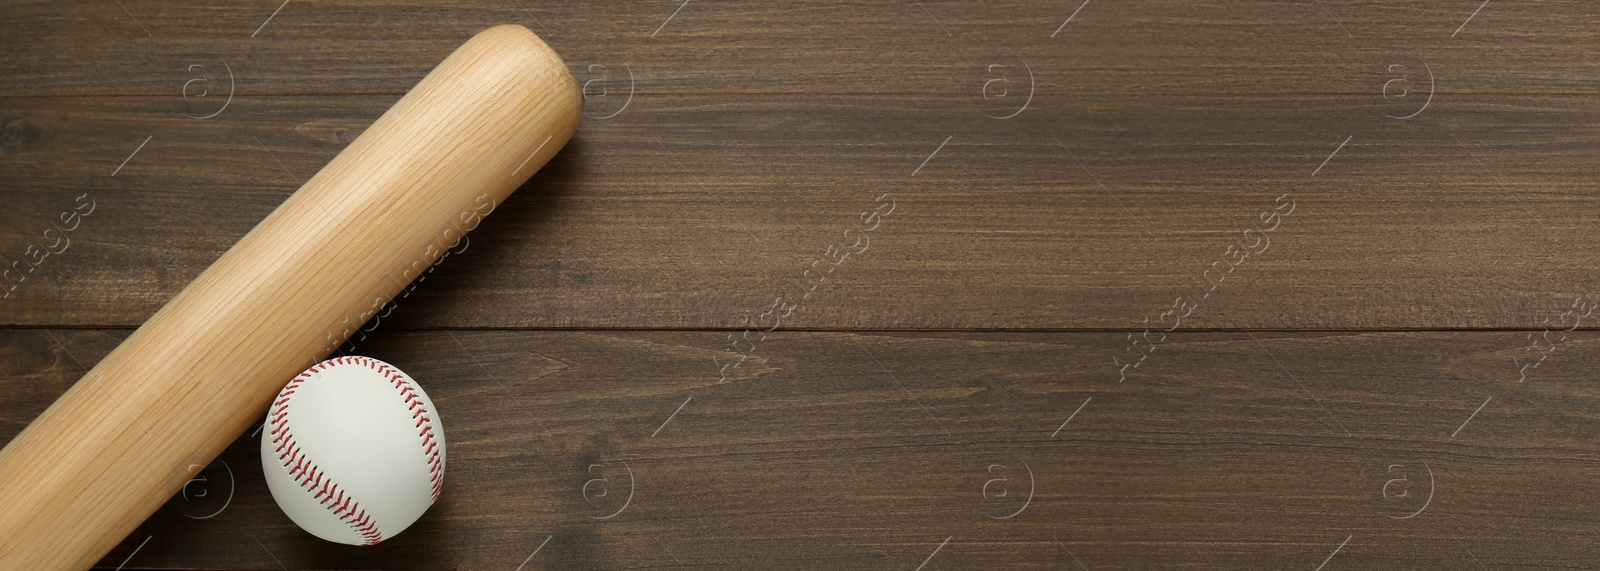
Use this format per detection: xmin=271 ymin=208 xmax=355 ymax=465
xmin=2 ymin=1 xmax=1596 ymax=569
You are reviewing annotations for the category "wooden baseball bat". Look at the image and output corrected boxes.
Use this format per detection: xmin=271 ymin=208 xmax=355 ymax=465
xmin=0 ymin=25 xmax=581 ymax=569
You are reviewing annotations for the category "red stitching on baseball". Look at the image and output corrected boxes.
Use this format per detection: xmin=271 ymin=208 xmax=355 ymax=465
xmin=271 ymin=356 xmax=445 ymax=542
xmin=344 ymin=356 xmax=445 ymax=503
xmin=271 ymin=359 xmax=389 ymax=546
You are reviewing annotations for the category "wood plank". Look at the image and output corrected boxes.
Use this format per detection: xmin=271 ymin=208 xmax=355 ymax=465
xmin=3 ymin=1 xmax=1593 ymax=569
xmin=3 ymin=328 xmax=1596 ymax=569
xmin=2 ymin=1 xmax=1596 ymax=96
xmin=2 ymin=92 xmax=1597 ymax=330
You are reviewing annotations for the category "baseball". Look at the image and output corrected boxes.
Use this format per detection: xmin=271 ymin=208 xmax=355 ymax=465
xmin=261 ymin=356 xmax=446 ymax=545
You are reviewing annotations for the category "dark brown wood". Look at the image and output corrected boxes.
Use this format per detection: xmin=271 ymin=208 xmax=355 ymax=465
xmin=3 ymin=0 xmax=1596 ymax=568
xmin=2 ymin=0 xmax=1596 ymax=96
xmin=0 ymin=328 xmax=1590 ymax=570
xmin=2 ymin=92 xmax=1597 ymax=329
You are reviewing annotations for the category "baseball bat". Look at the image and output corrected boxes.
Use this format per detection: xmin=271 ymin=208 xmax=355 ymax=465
xmin=0 ymin=24 xmax=581 ymax=569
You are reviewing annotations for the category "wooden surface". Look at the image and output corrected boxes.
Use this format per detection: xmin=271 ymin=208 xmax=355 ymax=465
xmin=1 ymin=1 xmax=1596 ymax=569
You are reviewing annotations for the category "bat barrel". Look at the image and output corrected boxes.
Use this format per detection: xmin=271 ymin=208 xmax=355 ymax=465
xmin=0 ymin=24 xmax=581 ymax=570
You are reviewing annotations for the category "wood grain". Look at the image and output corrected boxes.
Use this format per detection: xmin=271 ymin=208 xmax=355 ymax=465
xmin=3 ymin=0 xmax=1596 ymax=569
xmin=5 ymin=328 xmax=1596 ymax=570
xmin=1 ymin=93 xmax=1596 ymax=329
xmin=2 ymin=1 xmax=1596 ymax=96
xmin=0 ymin=25 xmax=581 ymax=570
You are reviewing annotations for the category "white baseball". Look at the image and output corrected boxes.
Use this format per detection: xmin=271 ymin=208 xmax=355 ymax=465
xmin=261 ymin=356 xmax=446 ymax=545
